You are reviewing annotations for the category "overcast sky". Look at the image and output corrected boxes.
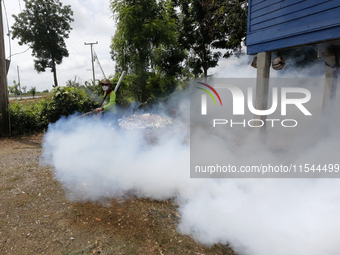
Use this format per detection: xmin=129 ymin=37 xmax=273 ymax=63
xmin=4 ymin=0 xmax=117 ymax=92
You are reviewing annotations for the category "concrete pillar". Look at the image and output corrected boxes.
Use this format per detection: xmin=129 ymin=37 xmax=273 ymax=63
xmin=0 ymin=0 xmax=10 ymax=137
xmin=254 ymin=51 xmax=271 ymax=127
xmin=322 ymin=55 xmax=338 ymax=115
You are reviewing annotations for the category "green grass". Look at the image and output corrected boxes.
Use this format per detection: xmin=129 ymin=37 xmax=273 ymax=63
xmin=9 ymin=92 xmax=50 ymax=98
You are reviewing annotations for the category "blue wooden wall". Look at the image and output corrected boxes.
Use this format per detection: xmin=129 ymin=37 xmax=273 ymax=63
xmin=247 ymin=0 xmax=340 ymax=54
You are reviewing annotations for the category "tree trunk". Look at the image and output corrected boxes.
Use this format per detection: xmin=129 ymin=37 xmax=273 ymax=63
xmin=203 ymin=59 xmax=208 ymax=82
xmin=202 ymin=48 xmax=208 ymax=79
xmin=53 ymin=68 xmax=58 ymax=87
xmin=203 ymin=67 xmax=208 ymax=79
xmin=52 ymin=59 xmax=58 ymax=87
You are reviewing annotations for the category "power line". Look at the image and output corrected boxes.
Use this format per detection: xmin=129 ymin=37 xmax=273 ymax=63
xmin=2 ymin=0 xmax=31 ymax=59
xmin=2 ymin=0 xmax=11 ymax=61
xmin=72 ymin=27 xmax=87 ymax=43
xmin=9 ymin=46 xmax=30 ymax=58
xmin=80 ymin=0 xmax=97 ymax=39
xmin=93 ymin=48 xmax=106 ymax=79
xmin=4 ymin=0 xmax=32 ymax=59
xmin=65 ymin=38 xmax=87 ymax=59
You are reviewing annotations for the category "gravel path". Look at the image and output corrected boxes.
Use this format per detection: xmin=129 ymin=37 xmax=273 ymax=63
xmin=0 ymin=134 xmax=235 ymax=255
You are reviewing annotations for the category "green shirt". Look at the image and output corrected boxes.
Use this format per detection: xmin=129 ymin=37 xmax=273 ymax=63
xmin=103 ymin=91 xmax=116 ymax=114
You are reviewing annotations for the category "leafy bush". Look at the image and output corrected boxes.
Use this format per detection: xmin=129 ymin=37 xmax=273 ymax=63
xmin=9 ymin=86 xmax=100 ymax=135
xmin=8 ymin=103 xmax=39 ymax=135
xmin=42 ymin=86 xmax=99 ymax=123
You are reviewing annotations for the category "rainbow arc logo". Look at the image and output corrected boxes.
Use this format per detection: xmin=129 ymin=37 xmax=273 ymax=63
xmin=196 ymin=82 xmax=222 ymax=115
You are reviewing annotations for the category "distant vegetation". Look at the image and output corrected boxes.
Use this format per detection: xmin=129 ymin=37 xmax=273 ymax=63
xmin=8 ymin=82 xmax=49 ymax=99
xmin=9 ymin=85 xmax=100 ymax=135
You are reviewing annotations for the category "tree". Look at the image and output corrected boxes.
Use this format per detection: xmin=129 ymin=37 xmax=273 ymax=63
xmin=29 ymin=86 xmax=37 ymax=98
xmin=176 ymin=0 xmax=247 ymax=77
xmin=212 ymin=0 xmax=248 ymax=58
xmin=8 ymin=81 xmax=20 ymax=98
xmin=11 ymin=0 xmax=74 ymax=87
xmin=13 ymin=80 xmax=20 ymax=98
xmin=110 ymin=0 xmax=183 ymax=103
xmin=66 ymin=76 xmax=81 ymax=87
xmin=22 ymin=86 xmax=27 ymax=94
xmin=8 ymin=86 xmax=14 ymax=95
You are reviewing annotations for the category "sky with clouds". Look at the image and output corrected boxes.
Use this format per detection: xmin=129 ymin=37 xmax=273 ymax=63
xmin=4 ymin=0 xmax=117 ymax=92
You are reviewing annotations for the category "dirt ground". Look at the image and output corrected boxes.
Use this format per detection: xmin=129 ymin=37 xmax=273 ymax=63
xmin=0 ymin=134 xmax=236 ymax=255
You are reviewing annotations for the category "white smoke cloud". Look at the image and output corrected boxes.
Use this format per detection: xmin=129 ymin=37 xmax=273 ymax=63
xmin=212 ymin=53 xmax=325 ymax=78
xmin=41 ymin=58 xmax=340 ymax=255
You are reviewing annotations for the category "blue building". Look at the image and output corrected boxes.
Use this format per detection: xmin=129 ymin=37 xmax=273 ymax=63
xmin=247 ymin=0 xmax=340 ymax=55
xmin=246 ymin=0 xmax=340 ymax=120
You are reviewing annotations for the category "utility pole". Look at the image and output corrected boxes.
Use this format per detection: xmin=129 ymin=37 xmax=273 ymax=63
xmin=84 ymin=41 xmax=98 ymax=86
xmin=0 ymin=0 xmax=10 ymax=137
